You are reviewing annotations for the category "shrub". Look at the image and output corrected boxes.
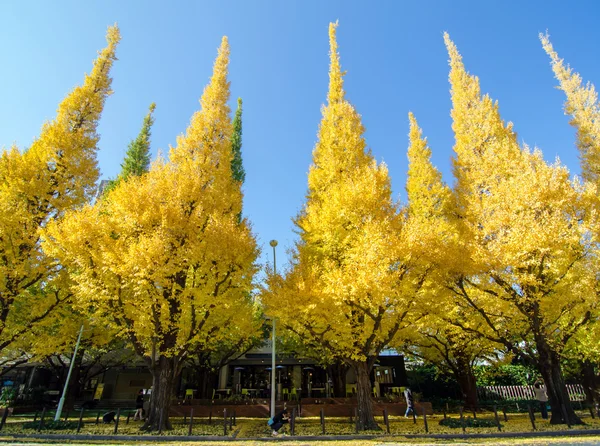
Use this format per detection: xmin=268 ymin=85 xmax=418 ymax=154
xmin=439 ymin=416 xmax=500 ymax=428
xmin=23 ymin=420 xmax=81 ymax=430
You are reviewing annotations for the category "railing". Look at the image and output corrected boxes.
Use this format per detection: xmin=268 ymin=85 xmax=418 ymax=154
xmin=477 ymin=384 xmax=586 ymax=401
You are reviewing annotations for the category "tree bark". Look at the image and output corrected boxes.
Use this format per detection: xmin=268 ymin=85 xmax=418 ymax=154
xmin=327 ymin=361 xmax=348 ymax=398
xmin=580 ymin=360 xmax=598 ymax=405
xmin=536 ymin=340 xmax=582 ymax=425
xmin=141 ymin=356 xmax=178 ymax=431
xmin=454 ymin=356 xmax=478 ymax=410
xmin=351 ymin=360 xmax=380 ymax=431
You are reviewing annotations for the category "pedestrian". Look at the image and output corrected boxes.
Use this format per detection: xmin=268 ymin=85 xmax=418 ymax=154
xmin=268 ymin=408 xmax=289 ymax=436
xmin=133 ymin=389 xmax=144 ymax=421
xmin=404 ymin=387 xmax=417 ymax=418
xmin=533 ymin=381 xmax=548 ymax=420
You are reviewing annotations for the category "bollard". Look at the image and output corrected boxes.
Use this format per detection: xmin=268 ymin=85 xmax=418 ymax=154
xmin=291 ymin=407 xmax=296 ymax=436
xmin=384 ymin=408 xmax=390 ymax=434
xmin=38 ymin=407 xmax=46 ymax=432
xmin=527 ymin=404 xmax=536 ymax=431
xmin=354 ymin=407 xmax=359 ymax=433
xmin=0 ymin=407 xmax=9 ymax=431
xmin=459 ymin=407 xmax=465 ymax=434
xmin=223 ymin=408 xmax=228 ymax=436
xmin=561 ymin=404 xmax=571 ymax=428
xmin=96 ymin=411 xmax=101 ymax=425
xmin=320 ymin=408 xmax=325 ymax=434
xmin=77 ymin=407 xmax=85 ymax=433
xmin=422 ymin=407 xmax=428 ymax=434
xmin=114 ymin=408 xmax=121 ymax=435
xmin=493 ymin=405 xmax=501 ymax=432
xmin=502 ymin=406 xmax=508 ymax=422
xmin=188 ymin=408 xmax=194 ymax=436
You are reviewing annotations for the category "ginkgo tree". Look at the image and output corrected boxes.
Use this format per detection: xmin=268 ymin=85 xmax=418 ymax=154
xmin=263 ymin=22 xmax=427 ymax=431
xmin=443 ymin=33 xmax=597 ymax=425
xmin=0 ymin=25 xmax=119 ymax=358
xmin=44 ymin=37 xmax=259 ymax=431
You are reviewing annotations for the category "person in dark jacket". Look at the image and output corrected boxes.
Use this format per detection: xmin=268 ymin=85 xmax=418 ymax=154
xmin=133 ymin=389 xmax=144 ymax=421
xmin=404 ymin=387 xmax=417 ymax=418
xmin=270 ymin=408 xmax=289 ymax=436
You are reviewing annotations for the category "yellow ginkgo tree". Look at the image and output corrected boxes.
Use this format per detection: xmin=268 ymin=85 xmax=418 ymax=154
xmin=0 ymin=25 xmax=119 ymax=360
xmin=443 ymin=33 xmax=597 ymax=425
xmin=44 ymin=37 xmax=259 ymax=431
xmin=263 ymin=23 xmax=427 ymax=431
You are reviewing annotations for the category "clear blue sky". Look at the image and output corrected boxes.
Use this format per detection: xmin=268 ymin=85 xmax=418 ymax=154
xmin=1 ymin=1 xmax=599 ymax=268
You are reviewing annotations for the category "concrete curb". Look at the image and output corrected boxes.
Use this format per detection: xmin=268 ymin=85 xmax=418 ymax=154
xmin=0 ymin=429 xmax=600 ymax=442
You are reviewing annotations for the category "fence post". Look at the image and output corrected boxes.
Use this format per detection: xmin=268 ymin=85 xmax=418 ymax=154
xmin=291 ymin=407 xmax=296 ymax=436
xmin=114 ymin=408 xmax=121 ymax=435
xmin=502 ymin=406 xmax=508 ymax=422
xmin=422 ymin=407 xmax=428 ymax=434
xmin=38 ymin=407 xmax=46 ymax=432
xmin=64 ymin=410 xmax=69 ymax=422
xmin=188 ymin=408 xmax=194 ymax=436
xmin=493 ymin=405 xmax=501 ymax=432
xmin=0 ymin=407 xmax=9 ymax=431
xmin=33 ymin=411 xmax=38 ymax=423
xmin=383 ymin=408 xmax=390 ymax=434
xmin=184 ymin=413 xmax=187 ymax=424
xmin=320 ymin=408 xmax=325 ymax=434
xmin=412 ymin=405 xmax=417 ymax=424
xmin=459 ymin=407 xmax=465 ymax=434
xmin=233 ymin=409 xmax=236 ymax=426
xmin=77 ymin=407 xmax=85 ymax=433
xmin=229 ymin=411 xmax=233 ymax=429
xmin=443 ymin=407 xmax=447 ymax=420
xmin=126 ymin=411 xmax=131 ymax=424
xmin=527 ymin=404 xmax=536 ymax=431
xmin=472 ymin=409 xmax=477 ymax=419
xmin=96 ymin=411 xmax=101 ymax=424
xmin=590 ymin=405 xmax=595 ymax=419
xmin=223 ymin=408 xmax=228 ymax=436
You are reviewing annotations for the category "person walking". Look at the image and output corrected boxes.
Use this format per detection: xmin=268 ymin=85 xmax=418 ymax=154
xmin=533 ymin=381 xmax=548 ymax=420
xmin=133 ymin=389 xmax=144 ymax=421
xmin=404 ymin=387 xmax=417 ymax=418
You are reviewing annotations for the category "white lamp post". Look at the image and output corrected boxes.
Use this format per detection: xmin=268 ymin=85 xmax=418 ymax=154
xmin=269 ymin=239 xmax=278 ymax=418
xmin=55 ymin=325 xmax=84 ymax=421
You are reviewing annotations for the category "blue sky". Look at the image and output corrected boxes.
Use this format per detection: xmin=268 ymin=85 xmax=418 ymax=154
xmin=1 ymin=1 xmax=599 ymax=268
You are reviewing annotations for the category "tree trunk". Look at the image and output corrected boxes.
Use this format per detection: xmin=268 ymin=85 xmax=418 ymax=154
xmin=142 ymin=356 xmax=178 ymax=431
xmin=351 ymin=360 xmax=380 ymax=431
xmin=536 ymin=340 xmax=582 ymax=425
xmin=454 ymin=356 xmax=478 ymax=410
xmin=580 ymin=360 xmax=598 ymax=405
xmin=327 ymin=361 xmax=348 ymax=398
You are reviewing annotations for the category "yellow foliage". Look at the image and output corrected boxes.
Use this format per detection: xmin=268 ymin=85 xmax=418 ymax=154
xmin=0 ymin=25 xmax=119 ymax=355
xmin=44 ymin=37 xmax=260 ymax=362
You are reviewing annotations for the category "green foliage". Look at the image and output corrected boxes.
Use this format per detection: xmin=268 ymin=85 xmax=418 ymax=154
xmin=231 ymin=97 xmax=245 ymax=184
xmin=406 ymin=363 xmax=461 ymax=400
xmin=0 ymin=387 xmax=16 ymax=408
xmin=23 ymin=420 xmax=81 ymax=430
xmin=474 ymin=364 xmax=539 ymax=386
xmin=439 ymin=416 xmax=500 ymax=428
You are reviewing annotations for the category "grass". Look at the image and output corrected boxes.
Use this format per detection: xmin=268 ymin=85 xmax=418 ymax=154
xmin=2 ymin=409 xmax=600 ymax=441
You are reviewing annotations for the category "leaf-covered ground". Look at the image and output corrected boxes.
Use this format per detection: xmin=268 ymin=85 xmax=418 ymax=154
xmin=2 ymin=410 xmax=600 ymax=440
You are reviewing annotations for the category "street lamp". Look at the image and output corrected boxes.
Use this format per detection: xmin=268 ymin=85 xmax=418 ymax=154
xmin=55 ymin=325 xmax=84 ymax=421
xmin=269 ymin=239 xmax=278 ymax=418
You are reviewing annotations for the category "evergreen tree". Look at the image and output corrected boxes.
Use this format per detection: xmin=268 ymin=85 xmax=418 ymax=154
xmin=231 ymin=97 xmax=245 ymax=184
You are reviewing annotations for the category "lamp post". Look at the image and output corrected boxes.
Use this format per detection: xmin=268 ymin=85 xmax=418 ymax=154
xmin=55 ymin=324 xmax=84 ymax=421
xmin=269 ymin=239 xmax=278 ymax=418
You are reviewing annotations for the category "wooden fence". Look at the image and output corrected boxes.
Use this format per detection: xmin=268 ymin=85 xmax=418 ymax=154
xmin=477 ymin=384 xmax=586 ymax=401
